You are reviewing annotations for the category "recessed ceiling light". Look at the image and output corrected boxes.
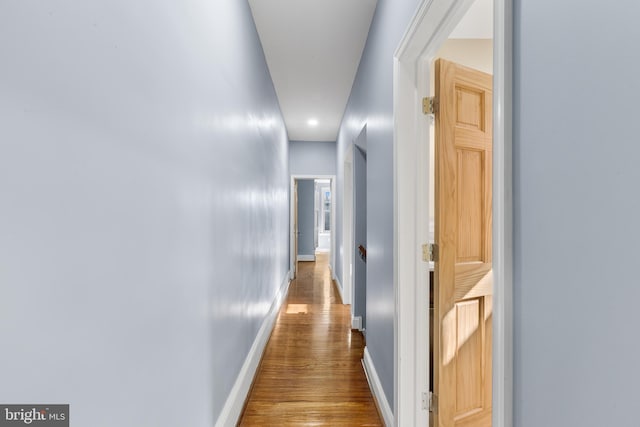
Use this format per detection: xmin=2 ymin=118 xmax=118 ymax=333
xmin=307 ymin=118 xmax=319 ymax=127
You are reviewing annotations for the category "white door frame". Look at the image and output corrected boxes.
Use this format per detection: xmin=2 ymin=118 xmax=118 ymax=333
xmin=393 ymin=0 xmax=512 ymax=426
xmin=342 ymin=146 xmax=354 ymax=307
xmin=290 ymin=175 xmax=337 ymax=282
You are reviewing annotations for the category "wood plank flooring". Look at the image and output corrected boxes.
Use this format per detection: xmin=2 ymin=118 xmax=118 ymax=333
xmin=239 ymin=253 xmax=382 ymax=426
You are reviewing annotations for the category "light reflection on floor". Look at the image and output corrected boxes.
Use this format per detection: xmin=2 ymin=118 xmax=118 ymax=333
xmin=239 ymin=252 xmax=381 ymax=426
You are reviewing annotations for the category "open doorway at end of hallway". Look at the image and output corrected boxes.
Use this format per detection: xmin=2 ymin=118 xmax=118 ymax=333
xmin=289 ymin=175 xmax=336 ymax=286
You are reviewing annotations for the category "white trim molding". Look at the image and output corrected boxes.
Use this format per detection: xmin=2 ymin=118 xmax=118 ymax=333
xmin=492 ymin=0 xmax=514 ymax=426
xmin=362 ymin=347 xmax=393 ymax=427
xmin=331 ymin=267 xmax=346 ymax=304
xmin=297 ymin=255 xmax=316 ymax=262
xmin=393 ymin=0 xmax=513 ymax=426
xmin=214 ymin=271 xmax=291 ymax=427
xmin=351 ymin=316 xmax=363 ymax=331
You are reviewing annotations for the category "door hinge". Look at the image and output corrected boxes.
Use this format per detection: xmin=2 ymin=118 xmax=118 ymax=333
xmin=422 ymin=96 xmax=438 ymax=115
xmin=429 ymin=391 xmax=437 ymax=413
xmin=422 ymin=243 xmax=437 ymax=262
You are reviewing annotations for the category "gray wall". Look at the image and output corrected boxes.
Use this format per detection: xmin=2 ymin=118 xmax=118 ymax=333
xmin=0 ymin=1 xmax=289 ymax=425
xmin=335 ymin=0 xmax=420 ymax=409
xmin=290 ymin=140 xmax=337 ymax=176
xmin=513 ymin=1 xmax=640 ymax=425
xmin=297 ymin=180 xmax=316 ymax=257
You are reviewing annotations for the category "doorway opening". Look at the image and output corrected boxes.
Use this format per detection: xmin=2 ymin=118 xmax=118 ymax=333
xmin=428 ymin=5 xmax=495 ymax=426
xmin=393 ymin=0 xmax=512 ymax=425
xmin=341 ymin=125 xmax=368 ymax=331
xmin=352 ymin=144 xmax=367 ymax=332
xmin=290 ymin=175 xmax=336 ymax=283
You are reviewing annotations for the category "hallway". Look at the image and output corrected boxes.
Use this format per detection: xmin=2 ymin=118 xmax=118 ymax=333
xmin=239 ymin=254 xmax=382 ymax=426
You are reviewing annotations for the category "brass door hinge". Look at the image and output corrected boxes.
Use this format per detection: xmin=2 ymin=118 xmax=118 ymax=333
xmin=422 ymin=96 xmax=438 ymax=115
xmin=422 ymin=243 xmax=437 ymax=262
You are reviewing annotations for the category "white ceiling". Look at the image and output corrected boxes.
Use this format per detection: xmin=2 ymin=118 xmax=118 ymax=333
xmin=249 ymin=0 xmax=492 ymax=142
xmin=249 ymin=0 xmax=377 ymax=141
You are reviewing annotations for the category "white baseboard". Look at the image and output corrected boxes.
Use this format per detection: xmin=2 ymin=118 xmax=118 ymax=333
xmin=352 ymin=316 xmax=363 ymax=331
xmin=214 ymin=271 xmax=291 ymax=427
xmin=332 ymin=271 xmax=345 ymax=304
xmin=362 ymin=347 xmax=394 ymax=427
xmin=297 ymin=254 xmax=315 ymax=262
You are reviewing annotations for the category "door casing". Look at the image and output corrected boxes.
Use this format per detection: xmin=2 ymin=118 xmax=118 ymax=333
xmin=392 ymin=0 xmax=513 ymax=426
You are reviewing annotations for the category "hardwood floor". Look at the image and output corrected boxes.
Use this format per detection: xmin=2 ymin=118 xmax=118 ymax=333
xmin=239 ymin=253 xmax=382 ymax=426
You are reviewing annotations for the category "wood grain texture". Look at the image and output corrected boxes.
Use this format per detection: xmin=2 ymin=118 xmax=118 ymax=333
xmin=239 ymin=253 xmax=382 ymax=426
xmin=454 ymin=299 xmax=482 ymax=417
xmin=434 ymin=59 xmax=493 ymax=427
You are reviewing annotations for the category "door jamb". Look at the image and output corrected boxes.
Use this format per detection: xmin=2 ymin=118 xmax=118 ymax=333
xmin=392 ymin=0 xmax=513 ymax=426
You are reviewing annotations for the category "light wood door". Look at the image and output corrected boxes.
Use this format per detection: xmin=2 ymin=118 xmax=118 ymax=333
xmin=433 ymin=59 xmax=493 ymax=427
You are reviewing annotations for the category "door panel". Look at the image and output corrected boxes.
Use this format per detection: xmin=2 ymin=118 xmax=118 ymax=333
xmin=455 ymin=298 xmax=482 ymax=417
xmin=433 ymin=59 xmax=493 ymax=427
xmin=457 ymin=149 xmax=485 ymax=262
